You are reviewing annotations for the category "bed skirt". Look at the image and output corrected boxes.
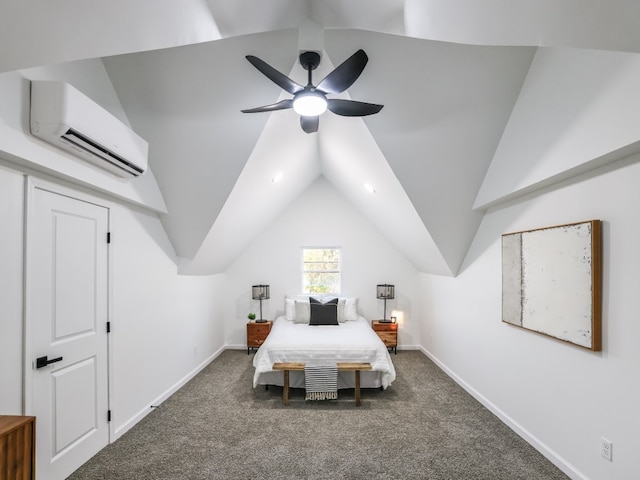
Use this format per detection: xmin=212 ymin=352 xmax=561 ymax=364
xmin=255 ymin=370 xmax=384 ymax=390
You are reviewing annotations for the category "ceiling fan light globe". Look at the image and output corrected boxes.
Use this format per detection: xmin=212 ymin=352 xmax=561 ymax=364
xmin=293 ymin=93 xmax=327 ymax=116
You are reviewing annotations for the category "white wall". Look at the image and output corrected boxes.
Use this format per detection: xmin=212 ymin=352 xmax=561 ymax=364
xmin=223 ymin=177 xmax=421 ymax=348
xmin=109 ymin=201 xmax=225 ymax=437
xmin=0 ymin=164 xmax=25 ymax=414
xmin=476 ymin=48 xmax=640 ymax=208
xmin=421 ymin=156 xmax=640 ymax=480
xmin=0 ymin=160 xmax=225 ymax=441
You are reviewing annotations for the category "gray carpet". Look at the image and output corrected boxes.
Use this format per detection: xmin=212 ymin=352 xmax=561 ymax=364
xmin=68 ymin=350 xmax=568 ymax=479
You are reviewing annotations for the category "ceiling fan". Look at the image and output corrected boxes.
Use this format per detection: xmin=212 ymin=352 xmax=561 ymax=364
xmin=241 ymin=49 xmax=383 ymax=133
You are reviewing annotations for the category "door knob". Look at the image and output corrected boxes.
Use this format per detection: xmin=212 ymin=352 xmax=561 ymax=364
xmin=36 ymin=355 xmax=63 ymax=369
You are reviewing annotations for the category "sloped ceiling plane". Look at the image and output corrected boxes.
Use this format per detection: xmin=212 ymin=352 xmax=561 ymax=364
xmin=3 ymin=1 xmax=640 ymax=276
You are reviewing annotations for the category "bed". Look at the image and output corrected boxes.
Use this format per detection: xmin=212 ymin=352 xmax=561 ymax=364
xmin=252 ymin=299 xmax=396 ymax=391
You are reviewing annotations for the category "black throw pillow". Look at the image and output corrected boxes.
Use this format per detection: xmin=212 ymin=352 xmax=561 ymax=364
xmin=309 ymin=297 xmax=339 ymax=325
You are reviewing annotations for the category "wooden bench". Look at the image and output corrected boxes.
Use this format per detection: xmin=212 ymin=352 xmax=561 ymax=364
xmin=272 ymin=362 xmax=372 ymax=406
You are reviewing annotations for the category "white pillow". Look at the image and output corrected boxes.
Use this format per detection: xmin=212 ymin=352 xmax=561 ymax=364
xmin=326 ymin=297 xmax=358 ymax=322
xmin=293 ymin=300 xmax=310 ymax=323
xmin=285 ymin=294 xmax=358 ymax=322
xmin=341 ymin=297 xmax=358 ymax=321
xmin=337 ymin=298 xmax=347 ymax=322
xmin=285 ymin=295 xmax=311 ymax=320
xmin=285 ymin=297 xmax=295 ymax=320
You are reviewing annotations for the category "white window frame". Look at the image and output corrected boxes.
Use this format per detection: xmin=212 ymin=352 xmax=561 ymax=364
xmin=301 ymin=247 xmax=341 ymax=294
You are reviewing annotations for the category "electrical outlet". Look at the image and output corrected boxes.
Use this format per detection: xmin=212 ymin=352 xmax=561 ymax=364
xmin=601 ymin=437 xmax=612 ymax=462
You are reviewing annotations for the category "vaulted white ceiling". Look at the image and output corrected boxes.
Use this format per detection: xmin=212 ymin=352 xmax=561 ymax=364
xmin=4 ymin=1 xmax=640 ymax=276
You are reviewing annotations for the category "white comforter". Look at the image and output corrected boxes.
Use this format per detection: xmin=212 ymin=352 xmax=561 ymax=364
xmin=252 ymin=316 xmax=396 ymax=389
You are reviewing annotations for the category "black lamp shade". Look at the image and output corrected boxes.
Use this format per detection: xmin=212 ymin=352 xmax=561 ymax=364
xmin=377 ymin=284 xmax=394 ymax=322
xmin=376 ymin=284 xmax=394 ymax=300
xmin=252 ymin=285 xmax=270 ymax=300
xmin=252 ymin=284 xmax=270 ymax=322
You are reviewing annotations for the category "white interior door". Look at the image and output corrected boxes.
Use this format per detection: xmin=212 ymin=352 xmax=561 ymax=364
xmin=27 ymin=184 xmax=110 ymax=480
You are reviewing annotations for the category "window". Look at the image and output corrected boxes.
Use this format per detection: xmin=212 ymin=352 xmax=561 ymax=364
xmin=302 ymin=247 xmax=341 ymax=294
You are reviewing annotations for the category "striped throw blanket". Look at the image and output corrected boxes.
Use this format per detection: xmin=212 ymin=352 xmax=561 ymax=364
xmin=304 ymin=362 xmax=338 ymax=401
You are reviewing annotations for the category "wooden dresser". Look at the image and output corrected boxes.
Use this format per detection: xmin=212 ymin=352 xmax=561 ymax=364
xmin=372 ymin=320 xmax=398 ymax=354
xmin=0 ymin=415 xmax=36 ymax=480
xmin=247 ymin=320 xmax=272 ymax=354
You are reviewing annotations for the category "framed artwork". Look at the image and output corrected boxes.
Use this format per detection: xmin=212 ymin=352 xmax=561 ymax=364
xmin=502 ymin=220 xmax=602 ymax=351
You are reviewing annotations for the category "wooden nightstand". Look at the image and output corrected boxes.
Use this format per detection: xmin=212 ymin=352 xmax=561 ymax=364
xmin=0 ymin=416 xmax=36 ymax=480
xmin=372 ymin=320 xmax=397 ymax=354
xmin=247 ymin=320 xmax=272 ymax=354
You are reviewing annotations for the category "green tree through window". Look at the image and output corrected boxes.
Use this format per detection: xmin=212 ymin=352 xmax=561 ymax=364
xmin=302 ymin=248 xmax=341 ymax=294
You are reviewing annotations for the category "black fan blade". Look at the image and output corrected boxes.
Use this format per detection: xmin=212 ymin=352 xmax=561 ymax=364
xmin=327 ymin=99 xmax=384 ymax=117
xmin=300 ymin=115 xmax=319 ymax=133
xmin=246 ymin=56 xmax=303 ymax=95
xmin=316 ymin=49 xmax=368 ymax=94
xmin=241 ymin=99 xmax=293 ymax=114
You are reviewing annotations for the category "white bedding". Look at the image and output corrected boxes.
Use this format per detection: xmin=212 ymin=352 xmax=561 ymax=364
xmin=252 ymin=316 xmax=396 ymax=389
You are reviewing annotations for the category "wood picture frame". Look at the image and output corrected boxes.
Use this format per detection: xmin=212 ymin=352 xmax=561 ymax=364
xmin=501 ymin=220 xmax=602 ymax=351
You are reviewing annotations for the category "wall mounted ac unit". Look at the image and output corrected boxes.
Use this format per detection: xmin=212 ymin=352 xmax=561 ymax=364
xmin=30 ymin=80 xmax=148 ymax=178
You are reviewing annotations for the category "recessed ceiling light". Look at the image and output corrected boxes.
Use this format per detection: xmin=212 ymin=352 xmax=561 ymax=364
xmin=364 ymin=182 xmax=376 ymax=194
xmin=272 ymin=172 xmax=283 ymax=183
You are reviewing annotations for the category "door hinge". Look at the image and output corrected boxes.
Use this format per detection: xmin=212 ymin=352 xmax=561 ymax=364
xmin=106 ymin=321 xmax=111 ymax=333
xmin=108 ymin=410 xmax=112 ymax=422
xmin=107 ymin=232 xmax=111 ymax=243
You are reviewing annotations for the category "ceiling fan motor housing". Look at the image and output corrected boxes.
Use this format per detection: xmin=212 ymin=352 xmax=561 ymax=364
xmin=299 ymin=51 xmax=321 ymax=71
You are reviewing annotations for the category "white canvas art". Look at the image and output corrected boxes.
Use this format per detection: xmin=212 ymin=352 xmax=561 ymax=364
xmin=501 ymin=220 xmax=602 ymax=351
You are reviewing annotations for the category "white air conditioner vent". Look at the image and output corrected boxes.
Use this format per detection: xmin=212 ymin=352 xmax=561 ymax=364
xmin=30 ymin=80 xmax=148 ymax=178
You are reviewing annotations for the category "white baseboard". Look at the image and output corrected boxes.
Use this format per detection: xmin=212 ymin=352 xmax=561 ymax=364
xmin=113 ymin=345 xmax=225 ymax=440
xmin=418 ymin=346 xmax=588 ymax=480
